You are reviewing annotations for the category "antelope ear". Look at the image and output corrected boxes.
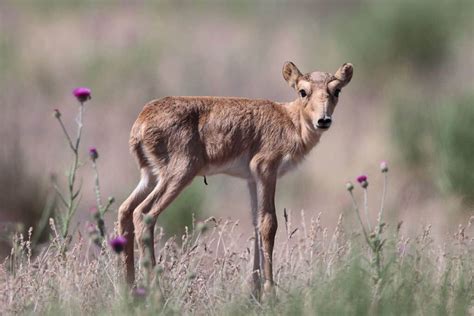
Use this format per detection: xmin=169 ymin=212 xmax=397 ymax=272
xmin=334 ymin=63 xmax=353 ymax=87
xmin=282 ymin=61 xmax=302 ymax=89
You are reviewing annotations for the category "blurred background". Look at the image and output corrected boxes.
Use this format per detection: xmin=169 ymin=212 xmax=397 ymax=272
xmin=0 ymin=0 xmax=473 ymax=257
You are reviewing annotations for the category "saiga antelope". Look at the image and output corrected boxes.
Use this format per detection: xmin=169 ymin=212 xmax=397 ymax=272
xmin=118 ymin=61 xmax=353 ymax=296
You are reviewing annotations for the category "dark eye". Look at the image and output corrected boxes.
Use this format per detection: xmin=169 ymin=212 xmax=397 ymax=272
xmin=334 ymin=89 xmax=341 ymax=97
xmin=299 ymin=90 xmax=307 ymax=98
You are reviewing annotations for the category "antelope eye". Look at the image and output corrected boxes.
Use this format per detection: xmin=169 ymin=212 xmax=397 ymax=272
xmin=334 ymin=89 xmax=341 ymax=97
xmin=299 ymin=90 xmax=307 ymax=98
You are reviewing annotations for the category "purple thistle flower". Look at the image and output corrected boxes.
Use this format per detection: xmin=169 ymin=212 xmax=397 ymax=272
xmin=73 ymin=87 xmax=91 ymax=103
xmin=356 ymin=175 xmax=367 ymax=183
xmin=133 ymin=287 xmax=147 ymax=300
xmin=89 ymin=147 xmax=99 ymax=161
xmin=357 ymin=175 xmax=369 ymax=188
xmin=109 ymin=236 xmax=127 ymax=253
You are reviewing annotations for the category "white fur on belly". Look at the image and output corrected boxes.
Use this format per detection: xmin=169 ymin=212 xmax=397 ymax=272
xmin=199 ymin=155 xmax=251 ymax=179
xmin=199 ymin=153 xmax=298 ymax=179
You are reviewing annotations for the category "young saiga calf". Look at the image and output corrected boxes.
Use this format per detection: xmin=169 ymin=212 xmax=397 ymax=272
xmin=118 ymin=61 xmax=353 ymax=296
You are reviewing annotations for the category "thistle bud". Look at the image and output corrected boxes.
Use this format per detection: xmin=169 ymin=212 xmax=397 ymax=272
xmin=357 ymin=175 xmax=368 ymax=188
xmin=53 ymin=109 xmax=61 ymax=119
xmin=380 ymin=161 xmax=389 ymax=173
xmin=141 ymin=232 xmax=152 ymax=244
xmin=89 ymin=147 xmax=99 ymax=161
xmin=345 ymin=182 xmax=354 ymax=192
xmin=196 ymin=221 xmax=208 ymax=233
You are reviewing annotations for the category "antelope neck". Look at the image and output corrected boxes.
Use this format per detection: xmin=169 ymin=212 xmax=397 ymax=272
xmin=284 ymin=100 xmax=322 ymax=155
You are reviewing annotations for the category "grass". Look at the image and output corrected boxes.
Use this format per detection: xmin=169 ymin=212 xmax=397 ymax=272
xmin=1 ymin=206 xmax=472 ymax=315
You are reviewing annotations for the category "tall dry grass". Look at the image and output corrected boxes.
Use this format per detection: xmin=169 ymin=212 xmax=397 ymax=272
xmin=1 ymin=208 xmax=472 ymax=315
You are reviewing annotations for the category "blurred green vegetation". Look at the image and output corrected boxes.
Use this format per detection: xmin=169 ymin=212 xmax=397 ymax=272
xmin=435 ymin=95 xmax=474 ymax=203
xmin=391 ymin=96 xmax=432 ymax=166
xmin=0 ymin=135 xmax=49 ymax=256
xmin=157 ymin=179 xmax=205 ymax=238
xmin=392 ymin=94 xmax=474 ymax=204
xmin=336 ymin=0 xmax=472 ymax=74
xmin=343 ymin=0 xmax=474 ymax=206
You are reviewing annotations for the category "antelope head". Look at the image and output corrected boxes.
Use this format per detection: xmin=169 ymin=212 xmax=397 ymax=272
xmin=283 ymin=61 xmax=353 ymax=131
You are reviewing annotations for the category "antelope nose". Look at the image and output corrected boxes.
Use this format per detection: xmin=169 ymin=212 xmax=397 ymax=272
xmin=317 ymin=116 xmax=332 ymax=128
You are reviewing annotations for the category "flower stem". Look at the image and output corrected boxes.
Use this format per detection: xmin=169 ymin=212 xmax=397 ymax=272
xmin=363 ymin=188 xmax=371 ymax=233
xmin=377 ymin=173 xmax=388 ymax=235
xmin=61 ymin=103 xmax=84 ymax=240
xmin=92 ymin=161 xmax=102 ymax=212
xmin=349 ymin=191 xmax=371 ymax=248
xmin=56 ymin=116 xmax=76 ymax=153
xmin=91 ymin=160 xmax=107 ymax=237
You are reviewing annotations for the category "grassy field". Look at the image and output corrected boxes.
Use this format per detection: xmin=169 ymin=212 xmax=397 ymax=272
xmin=1 ymin=163 xmax=473 ymax=315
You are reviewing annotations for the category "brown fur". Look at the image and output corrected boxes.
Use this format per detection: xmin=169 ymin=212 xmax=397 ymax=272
xmin=118 ymin=62 xmax=353 ymax=296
